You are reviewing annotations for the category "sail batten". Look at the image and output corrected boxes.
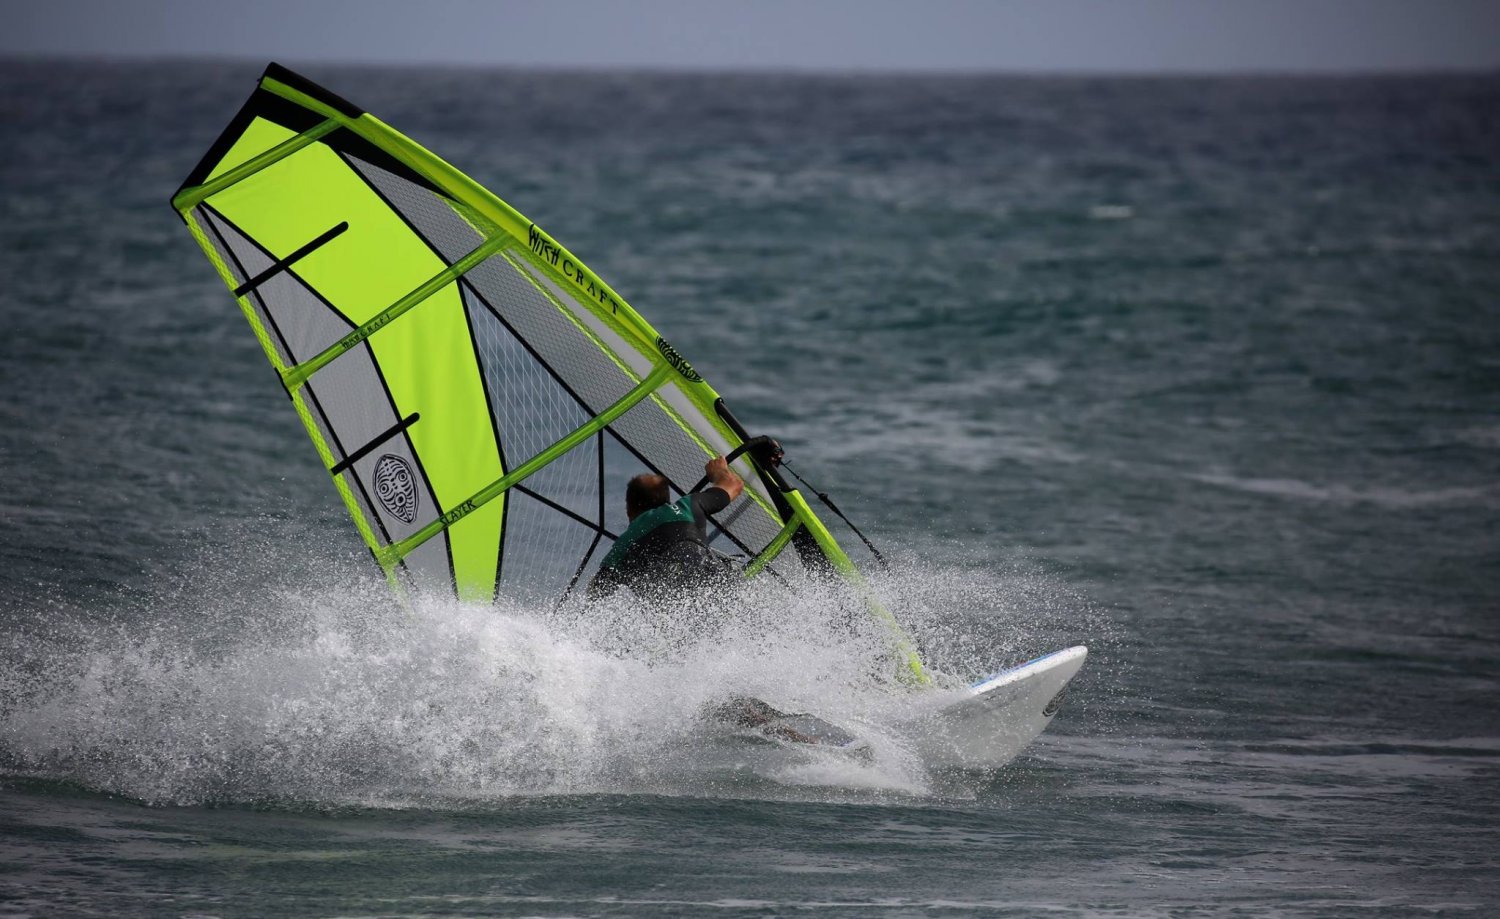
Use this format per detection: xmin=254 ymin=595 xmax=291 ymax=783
xmin=233 ymin=220 xmax=348 ymax=298
xmin=281 ymin=233 xmax=514 ymax=391
xmin=377 ymin=364 xmax=673 ymax=571
xmin=175 ymin=118 xmax=343 ymax=211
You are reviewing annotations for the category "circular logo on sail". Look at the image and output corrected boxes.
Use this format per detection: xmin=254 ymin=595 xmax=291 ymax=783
xmin=373 ymin=454 xmax=418 ymax=524
xmin=655 ymin=336 xmax=703 ymax=382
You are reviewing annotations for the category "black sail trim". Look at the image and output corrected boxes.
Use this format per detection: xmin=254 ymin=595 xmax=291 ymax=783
xmin=176 ymin=65 xmax=442 ymax=204
xmin=511 ymin=483 xmax=619 ymax=542
xmin=264 ymin=62 xmax=364 ymax=119
xmin=560 ymin=433 xmax=609 ymax=603
xmin=330 ymin=413 xmax=421 ymax=476
xmin=456 ymin=286 xmax=510 ymax=597
xmin=233 ymin=221 xmax=349 ymax=297
xmin=379 ymin=361 xmax=457 ymax=598
xmin=202 ymin=204 xmax=360 ymax=330
xmin=176 ymin=81 xmax=322 ymax=196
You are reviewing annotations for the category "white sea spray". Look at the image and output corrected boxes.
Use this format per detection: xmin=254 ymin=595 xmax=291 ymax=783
xmin=0 ymin=557 xmax=1090 ymax=807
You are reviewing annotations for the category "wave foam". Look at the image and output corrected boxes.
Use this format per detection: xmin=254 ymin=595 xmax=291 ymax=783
xmin=0 ymin=559 xmax=1091 ymax=807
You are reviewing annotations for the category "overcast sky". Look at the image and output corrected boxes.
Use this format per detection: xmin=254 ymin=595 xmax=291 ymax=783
xmin=4 ymin=0 xmax=1498 ymax=74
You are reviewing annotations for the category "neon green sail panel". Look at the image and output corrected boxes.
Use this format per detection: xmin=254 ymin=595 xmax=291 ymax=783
xmin=169 ymin=63 xmax=807 ymax=603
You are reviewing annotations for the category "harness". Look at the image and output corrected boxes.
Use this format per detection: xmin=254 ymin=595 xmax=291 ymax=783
xmin=597 ymin=495 xmax=729 ymax=596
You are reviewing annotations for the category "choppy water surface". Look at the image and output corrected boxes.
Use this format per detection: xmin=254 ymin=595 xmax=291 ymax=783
xmin=1 ymin=60 xmax=1497 ymax=915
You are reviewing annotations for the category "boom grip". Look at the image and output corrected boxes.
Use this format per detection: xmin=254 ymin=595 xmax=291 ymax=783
xmin=690 ymin=436 xmax=778 ymax=492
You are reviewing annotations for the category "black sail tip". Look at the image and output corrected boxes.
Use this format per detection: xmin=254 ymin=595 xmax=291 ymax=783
xmin=262 ymin=62 xmax=365 ymax=119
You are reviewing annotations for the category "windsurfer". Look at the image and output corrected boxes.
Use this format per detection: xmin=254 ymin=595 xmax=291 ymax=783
xmin=588 ymin=452 xmax=841 ymax=747
xmin=587 ymin=455 xmax=744 ymax=600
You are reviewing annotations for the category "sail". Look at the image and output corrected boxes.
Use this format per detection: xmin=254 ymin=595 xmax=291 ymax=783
xmin=171 ymin=64 xmax=924 ymax=678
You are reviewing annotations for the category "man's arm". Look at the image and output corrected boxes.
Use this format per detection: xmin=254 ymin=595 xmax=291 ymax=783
xmin=703 ymin=454 xmax=743 ymax=503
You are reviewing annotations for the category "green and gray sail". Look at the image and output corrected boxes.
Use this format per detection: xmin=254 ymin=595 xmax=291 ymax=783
xmin=171 ymin=63 xmax=925 ymax=681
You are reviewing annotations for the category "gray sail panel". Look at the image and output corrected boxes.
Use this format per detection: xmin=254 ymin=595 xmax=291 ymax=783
xmin=464 ymin=286 xmax=598 ymax=519
xmin=402 ymin=536 xmax=456 ymax=597
xmin=345 ymin=154 xmax=489 ymax=266
xmin=197 ymin=201 xmax=453 ymax=580
xmin=196 ymin=208 xmax=290 ymax=366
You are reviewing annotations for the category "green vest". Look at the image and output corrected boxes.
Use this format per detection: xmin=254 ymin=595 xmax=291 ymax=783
xmin=599 ymin=495 xmax=698 ymax=570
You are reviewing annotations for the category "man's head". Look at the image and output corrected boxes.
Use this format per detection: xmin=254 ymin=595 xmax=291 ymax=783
xmin=625 ymin=473 xmax=671 ymax=520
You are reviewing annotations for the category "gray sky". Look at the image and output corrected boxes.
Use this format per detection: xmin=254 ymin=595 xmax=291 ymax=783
xmin=4 ymin=0 xmax=1498 ymax=74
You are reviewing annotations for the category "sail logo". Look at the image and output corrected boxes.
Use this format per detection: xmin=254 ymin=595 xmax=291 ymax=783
xmin=373 ymin=454 xmax=418 ymax=524
xmin=440 ymin=500 xmax=478 ymax=527
xmin=527 ymin=223 xmax=561 ymax=266
xmin=656 ymin=337 xmax=703 ymax=382
xmin=527 ymin=223 xmax=620 ymax=314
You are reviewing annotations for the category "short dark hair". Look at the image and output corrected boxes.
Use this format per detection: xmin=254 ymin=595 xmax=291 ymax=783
xmin=626 ymin=474 xmax=670 ymax=519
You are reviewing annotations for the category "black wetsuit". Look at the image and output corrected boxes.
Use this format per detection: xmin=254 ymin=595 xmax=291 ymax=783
xmin=589 ymin=487 xmax=733 ymax=600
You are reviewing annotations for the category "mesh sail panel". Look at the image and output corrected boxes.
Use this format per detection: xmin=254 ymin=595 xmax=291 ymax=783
xmin=461 ymin=247 xmax=797 ymax=590
xmin=346 ymin=155 xmax=491 ymax=264
xmin=496 ymin=257 xmax=790 ymax=551
xmin=472 ymin=252 xmax=795 ymax=581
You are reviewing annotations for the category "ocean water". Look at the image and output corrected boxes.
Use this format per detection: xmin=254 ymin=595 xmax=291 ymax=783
xmin=2 ymin=59 xmax=1498 ymax=916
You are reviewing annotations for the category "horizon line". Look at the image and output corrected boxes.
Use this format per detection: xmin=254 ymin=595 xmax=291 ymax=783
xmin=3 ymin=52 xmax=1499 ymax=82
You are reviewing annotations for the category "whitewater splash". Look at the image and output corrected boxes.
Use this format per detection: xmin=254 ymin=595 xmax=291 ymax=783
xmin=0 ymin=556 xmax=1089 ymax=807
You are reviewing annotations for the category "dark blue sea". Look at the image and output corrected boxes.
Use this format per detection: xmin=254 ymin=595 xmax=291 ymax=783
xmin=2 ymin=60 xmax=1498 ymax=916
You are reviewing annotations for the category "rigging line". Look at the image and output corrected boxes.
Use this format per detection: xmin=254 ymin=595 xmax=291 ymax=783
xmin=780 ymin=461 xmax=888 ymax=571
xmin=511 ymin=484 xmax=619 ymax=542
xmin=557 ymin=433 xmax=609 ymax=607
xmin=280 ymin=233 xmax=513 ymax=391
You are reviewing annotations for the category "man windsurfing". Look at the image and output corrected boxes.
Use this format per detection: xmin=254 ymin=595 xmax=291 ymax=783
xmin=587 ymin=455 xmax=744 ymax=600
xmin=588 ymin=454 xmax=829 ymax=743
